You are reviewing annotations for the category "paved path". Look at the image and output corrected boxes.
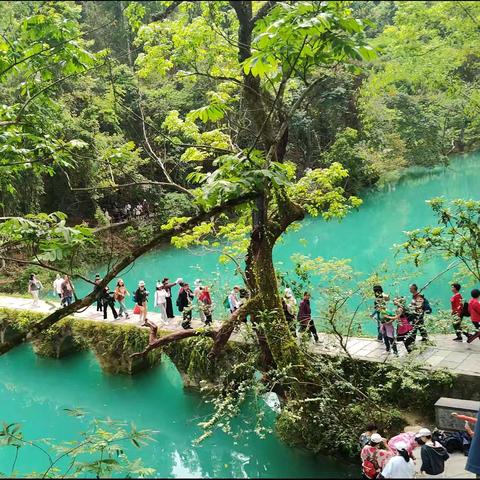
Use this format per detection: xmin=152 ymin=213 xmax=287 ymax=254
xmin=1 ymin=295 xmax=480 ymax=377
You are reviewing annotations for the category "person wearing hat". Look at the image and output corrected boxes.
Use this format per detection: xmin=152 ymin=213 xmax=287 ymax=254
xmin=380 ymin=440 xmax=415 ymax=478
xmin=360 ymin=432 xmax=394 ymax=479
xmin=414 ymin=427 xmax=449 ymax=477
xmin=134 ymin=280 xmax=150 ymax=326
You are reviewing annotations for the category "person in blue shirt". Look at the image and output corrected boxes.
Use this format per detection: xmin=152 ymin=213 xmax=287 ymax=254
xmin=466 ymin=409 xmax=480 ymax=477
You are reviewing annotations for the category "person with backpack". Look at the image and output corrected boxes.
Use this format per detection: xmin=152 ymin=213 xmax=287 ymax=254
xmin=380 ymin=440 xmax=416 ymax=478
xmin=414 ymin=427 xmax=449 ymax=477
xmin=464 ymin=288 xmax=480 ymax=343
xmin=391 ymin=299 xmax=415 ymax=353
xmin=227 ymin=286 xmax=240 ymax=314
xmin=198 ymin=285 xmax=213 ymax=326
xmin=134 ymin=280 xmax=149 ymax=326
xmin=177 ymin=282 xmax=194 ymax=329
xmin=360 ymin=433 xmax=394 ymax=479
xmin=371 ymin=285 xmax=390 ymax=342
xmin=407 ymin=283 xmax=430 ymax=342
xmin=378 ymin=306 xmax=398 ymax=356
xmin=114 ymin=279 xmax=130 ymax=319
xmin=28 ymin=274 xmax=43 ymax=307
xmin=450 ymin=283 xmax=464 ymax=341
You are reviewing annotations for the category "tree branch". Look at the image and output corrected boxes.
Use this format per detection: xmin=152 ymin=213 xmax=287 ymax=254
xmin=0 ymin=193 xmax=258 ymax=356
xmin=151 ymin=1 xmax=184 ymax=22
xmin=251 ymin=1 xmax=277 ymax=27
xmin=0 ymin=255 xmax=94 ymax=285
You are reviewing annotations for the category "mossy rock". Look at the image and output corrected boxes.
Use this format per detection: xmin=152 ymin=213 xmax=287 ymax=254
xmin=163 ymin=334 xmax=252 ymax=388
xmin=0 ymin=307 xmax=43 ymax=346
xmin=72 ymin=320 xmax=162 ymax=374
xmin=32 ymin=318 xmax=87 ymax=359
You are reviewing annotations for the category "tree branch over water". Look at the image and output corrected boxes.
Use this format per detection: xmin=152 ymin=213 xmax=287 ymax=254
xmin=0 ymin=193 xmax=258 ymax=356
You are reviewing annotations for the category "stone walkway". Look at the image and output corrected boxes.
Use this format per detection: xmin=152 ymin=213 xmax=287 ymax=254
xmin=1 ymin=295 xmax=480 ymax=377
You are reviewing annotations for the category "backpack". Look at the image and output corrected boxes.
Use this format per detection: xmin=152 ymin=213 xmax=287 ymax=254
xmin=462 ymin=301 xmax=470 ymax=318
xmin=176 ymin=293 xmax=183 ymax=311
xmin=362 ymin=450 xmax=379 ymax=480
xmin=423 ymin=296 xmax=432 ymax=314
xmin=223 ymin=295 xmax=230 ymax=310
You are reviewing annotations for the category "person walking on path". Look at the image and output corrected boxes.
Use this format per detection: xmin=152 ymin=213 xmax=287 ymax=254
xmin=60 ymin=275 xmax=74 ymax=307
xmin=414 ymin=427 xmax=449 ymax=478
xmin=465 ymin=288 xmax=480 ymax=343
xmin=360 ymin=433 xmax=394 ymax=479
xmin=53 ymin=274 xmax=63 ymax=299
xmin=177 ymin=282 xmax=194 ymax=329
xmin=450 ymin=283 xmax=464 ymax=341
xmin=228 ymin=286 xmax=240 ymax=314
xmin=154 ymin=284 xmax=168 ymax=324
xmin=390 ymin=299 xmax=414 ymax=353
xmin=198 ymin=285 xmax=213 ymax=326
xmin=114 ymin=279 xmax=130 ymax=319
xmin=193 ymin=279 xmax=205 ymax=322
xmin=465 ymin=409 xmax=480 ymax=477
xmin=371 ymin=285 xmax=390 ymax=342
xmin=101 ymin=286 xmax=118 ymax=320
xmin=407 ymin=283 xmax=429 ymax=342
xmin=378 ymin=306 xmax=398 ymax=356
xmin=94 ymin=274 xmax=102 ymax=312
xmin=297 ymin=292 xmax=319 ymax=343
xmin=380 ymin=440 xmax=416 ymax=479
xmin=134 ymin=281 xmax=149 ymax=326
xmin=161 ymin=277 xmax=182 ymax=320
xmin=28 ymin=274 xmax=43 ymax=307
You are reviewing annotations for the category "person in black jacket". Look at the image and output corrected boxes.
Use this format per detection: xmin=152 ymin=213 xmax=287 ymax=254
xmin=134 ymin=280 xmax=149 ymax=326
xmin=177 ymin=283 xmax=194 ymax=329
xmin=415 ymin=428 xmax=449 ymax=477
xmin=101 ymin=286 xmax=118 ymax=320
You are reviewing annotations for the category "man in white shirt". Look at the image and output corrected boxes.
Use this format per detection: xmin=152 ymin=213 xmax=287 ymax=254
xmin=53 ymin=274 xmax=63 ymax=299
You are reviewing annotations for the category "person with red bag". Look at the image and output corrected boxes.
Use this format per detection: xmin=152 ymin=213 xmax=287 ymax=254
xmin=391 ymin=300 xmax=415 ymax=353
xmin=133 ymin=280 xmax=149 ymax=326
xmin=360 ymin=433 xmax=394 ymax=479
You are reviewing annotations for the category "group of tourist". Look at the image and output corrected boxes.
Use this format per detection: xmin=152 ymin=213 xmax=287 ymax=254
xmin=359 ymin=412 xmax=478 ymax=479
xmin=371 ymin=282 xmax=480 ymax=356
xmin=27 ymin=272 xmax=480 ymax=350
xmin=28 ymin=273 xmax=75 ymax=308
xmin=100 ymin=199 xmax=154 ymax=223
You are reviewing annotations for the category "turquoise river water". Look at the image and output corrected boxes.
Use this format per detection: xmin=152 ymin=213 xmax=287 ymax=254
xmin=0 ymin=152 xmax=479 ymax=477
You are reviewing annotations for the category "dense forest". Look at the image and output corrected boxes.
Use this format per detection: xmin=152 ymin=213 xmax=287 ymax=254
xmin=1 ymin=1 xmax=479 ymax=222
xmin=1 ymin=1 xmax=480 ymax=473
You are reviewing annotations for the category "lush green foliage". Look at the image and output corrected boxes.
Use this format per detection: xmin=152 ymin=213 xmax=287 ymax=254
xmin=0 ymin=414 xmax=156 ymax=478
xmin=399 ymin=198 xmax=480 ymax=282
